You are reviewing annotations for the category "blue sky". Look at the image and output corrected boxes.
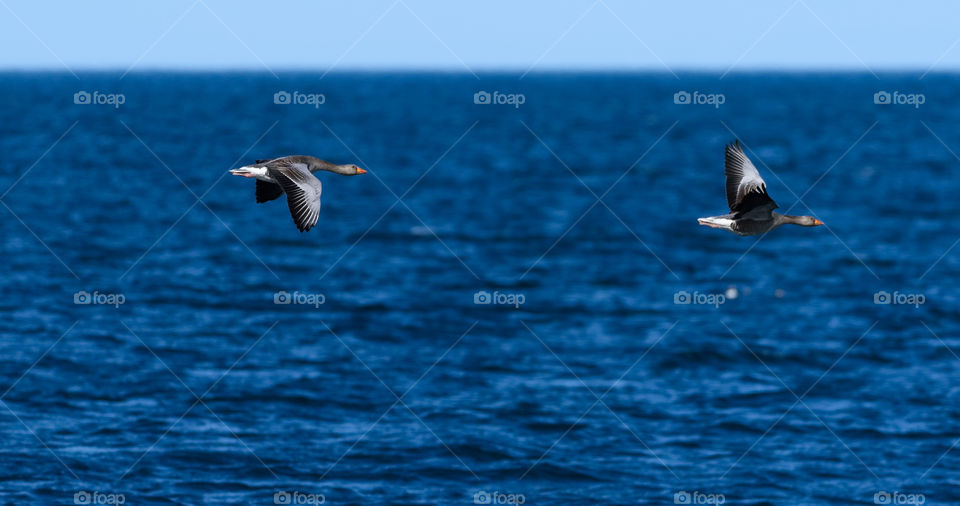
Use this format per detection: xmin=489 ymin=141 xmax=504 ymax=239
xmin=2 ymin=0 xmax=959 ymax=72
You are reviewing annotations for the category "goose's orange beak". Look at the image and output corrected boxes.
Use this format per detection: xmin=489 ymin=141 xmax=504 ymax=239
xmin=813 ymin=219 xmax=824 ymax=226
xmin=357 ymin=168 xmax=367 ymax=174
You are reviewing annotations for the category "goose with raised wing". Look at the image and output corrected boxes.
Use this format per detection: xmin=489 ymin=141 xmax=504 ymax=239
xmin=230 ymin=156 xmax=366 ymax=232
xmin=698 ymin=141 xmax=823 ymax=236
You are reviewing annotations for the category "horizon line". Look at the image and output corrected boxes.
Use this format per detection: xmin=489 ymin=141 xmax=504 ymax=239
xmin=0 ymin=65 xmax=957 ymax=74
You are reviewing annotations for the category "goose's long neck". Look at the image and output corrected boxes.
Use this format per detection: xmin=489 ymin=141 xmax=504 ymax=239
xmin=773 ymin=213 xmax=800 ymax=225
xmin=307 ymin=158 xmax=335 ymax=173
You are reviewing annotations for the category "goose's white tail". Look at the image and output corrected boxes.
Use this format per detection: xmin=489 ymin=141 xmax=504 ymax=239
xmin=697 ymin=216 xmax=733 ymax=229
xmin=229 ymin=166 xmax=269 ymax=179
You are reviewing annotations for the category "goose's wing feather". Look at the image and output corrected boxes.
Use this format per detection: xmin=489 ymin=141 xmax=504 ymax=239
xmin=266 ymin=161 xmax=323 ymax=232
xmin=725 ymin=141 xmax=777 ymax=217
xmin=256 ymin=156 xmax=296 ymax=165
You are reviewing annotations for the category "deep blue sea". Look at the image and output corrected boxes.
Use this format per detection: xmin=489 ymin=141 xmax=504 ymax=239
xmin=1 ymin=71 xmax=959 ymax=504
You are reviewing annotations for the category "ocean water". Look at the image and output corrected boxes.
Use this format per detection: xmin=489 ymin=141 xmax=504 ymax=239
xmin=1 ymin=71 xmax=959 ymax=504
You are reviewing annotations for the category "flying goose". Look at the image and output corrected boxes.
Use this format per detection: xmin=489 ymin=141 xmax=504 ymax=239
xmin=230 ymin=156 xmax=366 ymax=232
xmin=698 ymin=141 xmax=823 ymax=236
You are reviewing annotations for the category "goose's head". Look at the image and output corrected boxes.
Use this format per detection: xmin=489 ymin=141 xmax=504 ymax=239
xmin=791 ymin=215 xmax=824 ymax=227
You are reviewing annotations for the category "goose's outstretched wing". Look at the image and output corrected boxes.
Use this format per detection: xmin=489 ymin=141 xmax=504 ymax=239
xmin=725 ymin=140 xmax=777 ymax=218
xmin=266 ymin=160 xmax=323 ymax=232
